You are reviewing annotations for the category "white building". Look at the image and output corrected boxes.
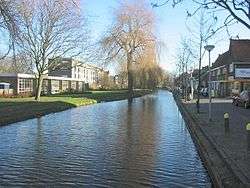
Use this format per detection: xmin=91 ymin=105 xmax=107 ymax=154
xmin=0 ymin=58 xmax=109 ymax=96
xmin=48 ymin=58 xmax=108 ymax=88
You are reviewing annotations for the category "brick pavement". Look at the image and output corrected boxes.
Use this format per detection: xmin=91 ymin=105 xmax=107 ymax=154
xmin=184 ymin=98 xmax=250 ymax=186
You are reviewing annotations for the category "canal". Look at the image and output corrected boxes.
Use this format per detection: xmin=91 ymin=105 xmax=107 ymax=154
xmin=0 ymin=90 xmax=211 ymax=187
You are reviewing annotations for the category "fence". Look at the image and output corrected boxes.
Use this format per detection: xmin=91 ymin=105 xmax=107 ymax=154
xmin=0 ymin=89 xmax=14 ymax=96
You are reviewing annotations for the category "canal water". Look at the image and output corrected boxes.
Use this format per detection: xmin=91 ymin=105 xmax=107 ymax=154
xmin=0 ymin=90 xmax=211 ymax=187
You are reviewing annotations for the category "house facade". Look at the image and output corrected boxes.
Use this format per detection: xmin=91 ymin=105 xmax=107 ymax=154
xmin=48 ymin=58 xmax=109 ymax=89
xmin=0 ymin=58 xmax=109 ymax=96
xmin=0 ymin=73 xmax=86 ymax=95
xmin=210 ymin=39 xmax=250 ymax=97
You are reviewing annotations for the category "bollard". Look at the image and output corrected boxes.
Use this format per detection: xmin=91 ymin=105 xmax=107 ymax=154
xmin=224 ymin=113 xmax=229 ymax=133
xmin=247 ymin=123 xmax=250 ymax=151
xmin=196 ymin=100 xmax=200 ymax=113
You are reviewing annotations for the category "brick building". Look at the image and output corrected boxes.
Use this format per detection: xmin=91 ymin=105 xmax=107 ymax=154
xmin=210 ymin=39 xmax=250 ymax=97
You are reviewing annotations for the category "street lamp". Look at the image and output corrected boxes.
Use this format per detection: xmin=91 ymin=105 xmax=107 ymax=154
xmin=204 ymin=44 xmax=215 ymax=122
xmin=189 ymin=67 xmax=194 ymax=100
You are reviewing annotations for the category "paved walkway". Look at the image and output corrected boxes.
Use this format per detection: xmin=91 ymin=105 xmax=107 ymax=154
xmin=184 ymin=98 xmax=250 ymax=185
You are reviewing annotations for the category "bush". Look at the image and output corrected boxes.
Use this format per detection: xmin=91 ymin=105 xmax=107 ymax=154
xmin=0 ymin=92 xmax=33 ymax=98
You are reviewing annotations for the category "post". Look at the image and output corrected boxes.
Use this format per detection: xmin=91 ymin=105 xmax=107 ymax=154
xmin=197 ymin=41 xmax=202 ymax=114
xmin=190 ymin=73 xmax=194 ymax=100
xmin=224 ymin=113 xmax=229 ymax=133
xmin=208 ymin=50 xmax=212 ymax=122
xmin=204 ymin=45 xmax=215 ymax=122
xmin=247 ymin=123 xmax=250 ymax=151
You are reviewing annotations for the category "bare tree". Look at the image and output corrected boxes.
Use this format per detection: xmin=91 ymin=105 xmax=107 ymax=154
xmin=101 ymin=0 xmax=155 ymax=102
xmin=115 ymin=64 xmax=129 ymax=89
xmin=0 ymin=52 xmax=32 ymax=73
xmin=175 ymin=37 xmax=194 ymax=100
xmin=153 ymin=1 xmax=233 ymax=112
xmin=152 ymin=0 xmax=250 ymax=30
xmin=0 ymin=0 xmax=19 ymax=60
xmin=15 ymin=0 xmax=88 ymax=101
xmin=183 ymin=9 xmax=220 ymax=112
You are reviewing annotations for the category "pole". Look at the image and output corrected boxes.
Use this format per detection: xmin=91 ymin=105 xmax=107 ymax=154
xmin=247 ymin=123 xmax=250 ymax=151
xmin=208 ymin=50 xmax=212 ymax=122
xmin=190 ymin=72 xmax=194 ymax=100
xmin=197 ymin=42 xmax=202 ymax=113
xmin=224 ymin=113 xmax=229 ymax=133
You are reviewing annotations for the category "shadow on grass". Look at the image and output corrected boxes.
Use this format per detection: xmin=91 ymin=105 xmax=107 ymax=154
xmin=0 ymin=101 xmax=77 ymax=126
xmin=0 ymin=90 xmax=152 ymax=126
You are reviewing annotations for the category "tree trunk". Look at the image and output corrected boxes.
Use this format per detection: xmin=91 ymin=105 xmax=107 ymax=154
xmin=196 ymin=41 xmax=202 ymax=113
xmin=11 ymin=39 xmax=17 ymax=73
xmin=127 ymin=52 xmax=133 ymax=102
xmin=35 ymin=74 xmax=43 ymax=101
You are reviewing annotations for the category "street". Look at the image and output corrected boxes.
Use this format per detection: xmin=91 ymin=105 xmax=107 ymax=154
xmin=184 ymin=98 xmax=250 ymax=183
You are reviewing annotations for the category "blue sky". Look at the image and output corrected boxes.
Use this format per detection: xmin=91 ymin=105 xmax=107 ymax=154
xmin=84 ymin=0 xmax=250 ymax=74
xmin=0 ymin=0 xmax=250 ymax=73
xmin=0 ymin=0 xmax=248 ymax=74
xmin=82 ymin=0 xmax=250 ymax=72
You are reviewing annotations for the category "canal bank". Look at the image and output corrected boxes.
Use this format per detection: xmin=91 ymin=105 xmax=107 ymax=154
xmin=0 ymin=89 xmax=152 ymax=126
xmin=174 ymin=93 xmax=250 ymax=187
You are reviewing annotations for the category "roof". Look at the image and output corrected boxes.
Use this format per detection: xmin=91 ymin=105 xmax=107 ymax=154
xmin=0 ymin=82 xmax=10 ymax=85
xmin=212 ymin=39 xmax=250 ymax=68
xmin=212 ymin=51 xmax=231 ymax=68
xmin=230 ymin=39 xmax=250 ymax=62
xmin=192 ymin=66 xmax=209 ymax=79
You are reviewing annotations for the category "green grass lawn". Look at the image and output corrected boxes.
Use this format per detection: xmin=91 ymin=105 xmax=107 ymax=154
xmin=0 ymin=89 xmax=152 ymax=126
xmin=51 ymin=89 xmax=152 ymax=102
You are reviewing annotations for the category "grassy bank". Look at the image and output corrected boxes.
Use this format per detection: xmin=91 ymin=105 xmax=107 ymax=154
xmin=51 ymin=89 xmax=152 ymax=102
xmin=0 ymin=89 xmax=152 ymax=126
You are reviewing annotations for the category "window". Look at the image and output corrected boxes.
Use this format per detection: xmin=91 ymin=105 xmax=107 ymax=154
xmin=229 ymin=64 xmax=234 ymax=73
xmin=223 ymin=67 xmax=227 ymax=74
xmin=71 ymin=81 xmax=77 ymax=90
xmin=217 ymin=69 xmax=221 ymax=75
xmin=212 ymin=71 xmax=216 ymax=76
xmin=42 ymin=80 xmax=49 ymax=94
xmin=51 ymin=80 xmax=60 ymax=93
xmin=19 ymin=78 xmax=33 ymax=93
xmin=92 ymin=71 xmax=94 ymax=81
xmin=234 ymin=82 xmax=240 ymax=90
xmin=62 ymin=81 xmax=69 ymax=91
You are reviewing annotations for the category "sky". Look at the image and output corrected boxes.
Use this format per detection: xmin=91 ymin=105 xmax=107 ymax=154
xmin=84 ymin=0 xmax=250 ymax=74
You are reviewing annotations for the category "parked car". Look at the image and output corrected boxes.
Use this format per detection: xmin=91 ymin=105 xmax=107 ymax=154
xmin=232 ymin=90 xmax=250 ymax=109
xmin=201 ymin=88 xmax=208 ymax=97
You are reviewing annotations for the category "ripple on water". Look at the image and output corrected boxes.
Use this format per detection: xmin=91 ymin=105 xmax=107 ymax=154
xmin=0 ymin=90 xmax=211 ymax=187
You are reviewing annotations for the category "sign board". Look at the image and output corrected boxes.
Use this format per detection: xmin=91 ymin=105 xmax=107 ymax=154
xmin=235 ymin=68 xmax=250 ymax=78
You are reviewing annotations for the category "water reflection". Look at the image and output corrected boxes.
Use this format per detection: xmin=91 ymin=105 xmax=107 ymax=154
xmin=0 ymin=90 xmax=211 ymax=187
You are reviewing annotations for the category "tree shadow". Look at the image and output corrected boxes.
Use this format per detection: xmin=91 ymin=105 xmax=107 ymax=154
xmin=0 ymin=100 xmax=76 ymax=126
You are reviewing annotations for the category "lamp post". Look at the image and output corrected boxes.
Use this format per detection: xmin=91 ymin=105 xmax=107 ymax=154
xmin=204 ymin=45 xmax=215 ymax=122
xmin=189 ymin=67 xmax=194 ymax=100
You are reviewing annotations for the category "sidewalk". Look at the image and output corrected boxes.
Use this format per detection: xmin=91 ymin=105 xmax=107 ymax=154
xmin=183 ymin=98 xmax=250 ymax=187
